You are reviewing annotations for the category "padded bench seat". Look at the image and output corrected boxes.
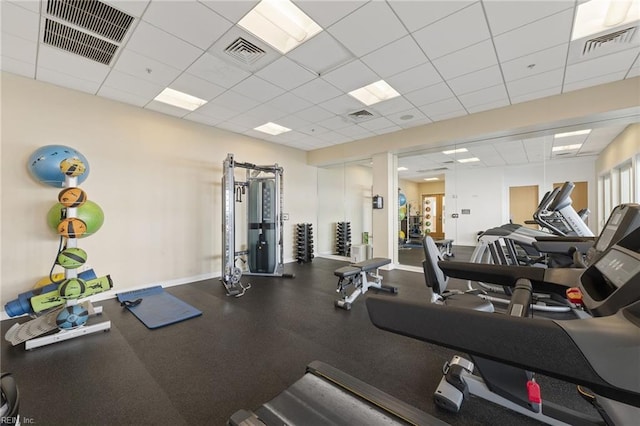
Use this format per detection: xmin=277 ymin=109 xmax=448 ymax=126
xmin=352 ymin=257 xmax=391 ymax=270
xmin=334 ymin=266 xmax=361 ymax=278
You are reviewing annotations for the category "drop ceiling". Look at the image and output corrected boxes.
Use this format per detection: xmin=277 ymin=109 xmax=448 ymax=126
xmin=2 ymin=0 xmax=639 ymax=153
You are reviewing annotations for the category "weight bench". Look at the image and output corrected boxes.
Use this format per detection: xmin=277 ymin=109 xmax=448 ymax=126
xmin=334 ymin=257 xmax=397 ymax=310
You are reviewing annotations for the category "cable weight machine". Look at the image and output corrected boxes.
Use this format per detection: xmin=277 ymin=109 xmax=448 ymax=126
xmin=221 ymin=153 xmax=294 ymax=297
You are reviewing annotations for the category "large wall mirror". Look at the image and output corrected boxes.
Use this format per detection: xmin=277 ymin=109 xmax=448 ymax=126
xmin=317 ymin=160 xmax=373 ymax=261
xmin=395 ymin=124 xmax=627 ymax=269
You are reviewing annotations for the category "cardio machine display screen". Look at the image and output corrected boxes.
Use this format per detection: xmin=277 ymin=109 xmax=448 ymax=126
xmin=594 ymin=249 xmax=640 ymax=289
xmin=596 ymin=211 xmax=622 ymax=252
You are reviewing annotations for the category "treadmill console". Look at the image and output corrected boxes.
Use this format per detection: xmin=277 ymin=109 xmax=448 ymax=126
xmin=579 ymin=227 xmax=640 ymax=317
xmin=594 ymin=204 xmax=640 ymax=254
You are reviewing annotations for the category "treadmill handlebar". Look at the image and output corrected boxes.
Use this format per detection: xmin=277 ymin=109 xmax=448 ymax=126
xmin=365 ymin=296 xmax=640 ymax=407
xmin=548 ymin=181 xmax=574 ymax=212
xmin=438 ymin=260 xmax=545 ymax=287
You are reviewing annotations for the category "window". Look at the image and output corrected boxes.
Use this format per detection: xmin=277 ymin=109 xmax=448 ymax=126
xmin=618 ymin=161 xmax=632 ymax=204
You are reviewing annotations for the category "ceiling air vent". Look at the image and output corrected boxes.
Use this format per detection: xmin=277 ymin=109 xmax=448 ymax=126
xmin=43 ymin=19 xmax=118 ymax=65
xmin=416 ymin=167 xmax=448 ymax=173
xmin=349 ymin=109 xmax=374 ymax=118
xmin=224 ymin=37 xmax=266 ymax=65
xmin=583 ymin=26 xmax=637 ymax=55
xmin=46 ymin=0 xmax=134 ymax=43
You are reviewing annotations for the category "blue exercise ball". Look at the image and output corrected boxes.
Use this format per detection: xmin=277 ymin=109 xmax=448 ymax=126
xmin=27 ymin=145 xmax=90 ymax=188
xmin=399 ymin=193 xmax=407 ymax=207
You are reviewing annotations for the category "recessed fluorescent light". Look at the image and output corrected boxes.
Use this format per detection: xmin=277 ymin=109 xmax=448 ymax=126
xmin=424 ymin=177 xmax=439 ymax=181
xmin=154 ymin=88 xmax=207 ymax=111
xmin=457 ymin=157 xmax=480 ymax=163
xmin=348 ymin=80 xmax=400 ymax=106
xmin=442 ymin=148 xmax=468 ymax=155
xmin=398 ymin=167 xmax=408 ymax=171
xmin=572 ymin=0 xmax=638 ymax=40
xmin=238 ymin=0 xmax=322 ymax=54
xmin=554 ymin=129 xmax=592 ymax=138
xmin=254 ymin=122 xmax=291 ymax=136
xmin=552 ymin=144 xmax=583 ymax=152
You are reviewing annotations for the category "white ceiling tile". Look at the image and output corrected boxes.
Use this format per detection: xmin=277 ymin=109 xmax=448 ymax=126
xmin=404 ymin=82 xmax=455 ymax=107
xmin=358 ymin=116 xmax=396 ymax=131
xmin=298 ymin=123 xmax=331 ymax=136
xmin=420 ymin=97 xmax=465 ymax=117
xmin=563 ymin=71 xmax=628 ymax=93
xmin=565 ymin=49 xmax=640 ymax=83
xmin=170 ymin=73 xmax=226 ymax=101
xmin=243 ymin=104 xmax=288 ymax=122
xmin=101 ymin=69 xmax=163 ymax=99
xmin=194 ymin=101 xmax=241 ymax=121
xmin=37 ymin=45 xmax=110 ymax=83
xmin=183 ymin=112 xmax=224 ymax=127
xmin=493 ymin=9 xmax=573 ymax=62
xmin=7 ymin=1 xmax=40 ymax=14
xmin=198 ymin=1 xmax=257 ymax=24
xmin=501 ymin=44 xmax=568 ymax=82
xmin=511 ymin=86 xmax=562 ymax=104
xmin=0 ymin=56 xmax=36 ymax=78
xmin=287 ymin=31 xmax=353 ymax=75
xmin=275 ymin=114 xmax=310 ymax=130
xmin=313 ymin=131 xmax=353 ymax=145
xmin=97 ymin=85 xmax=150 ymax=107
xmin=227 ymin=112 xmax=271 ymax=129
xmin=142 ymin=1 xmax=231 ymax=50
xmin=448 ymin=65 xmax=503 ymax=95
xmin=432 ymin=39 xmax=498 ymax=80
xmin=37 ymin=67 xmax=101 ymax=94
xmin=319 ymin=94 xmax=365 ymax=114
xmin=466 ymin=98 xmax=510 ymax=114
xmin=294 ymin=1 xmax=367 ymax=28
xmin=217 ymin=121 xmax=251 ymax=134
xmin=361 ymin=35 xmax=428 ymax=79
xmin=326 ymin=1 xmax=407 ymax=57
xmin=428 ymin=109 xmax=468 ymax=122
xmin=506 ymin=68 xmax=564 ymax=97
xmin=228 ymin=75 xmax=284 ymax=103
xmin=145 ymin=100 xmax=190 ymax=118
xmin=483 ymin=0 xmax=574 ymax=36
xmin=264 ymin=93 xmax=313 ymax=115
xmin=1 ymin=33 xmax=37 ymax=64
xmin=186 ymin=53 xmax=251 ymax=88
xmin=102 ymin=0 xmax=150 ymax=18
xmin=335 ymin=124 xmax=375 ymax=138
xmin=387 ymin=108 xmax=431 ymax=127
xmin=295 ymin=105 xmax=335 ymax=122
xmin=317 ymin=115 xmax=353 ymax=130
xmin=373 ymin=125 xmax=403 ymax=135
xmin=459 ymin=84 xmax=508 ymax=108
xmin=627 ymin=55 xmax=640 ymax=78
xmin=412 ymin=2 xmax=490 ymax=60
xmin=321 ymin=59 xmax=379 ymax=92
xmin=125 ymin=21 xmax=204 ymax=70
xmin=290 ymin=77 xmax=343 ymax=104
xmin=208 ymin=90 xmax=261 ymax=112
xmin=113 ymin=49 xmax=182 ymax=86
xmin=389 ymin=0 xmax=475 ymax=33
xmin=369 ymin=96 xmax=415 ymax=116
xmin=2 ymin=1 xmax=39 ymax=41
xmin=256 ymin=57 xmax=317 ymax=90
xmin=387 ymin=62 xmax=443 ymax=94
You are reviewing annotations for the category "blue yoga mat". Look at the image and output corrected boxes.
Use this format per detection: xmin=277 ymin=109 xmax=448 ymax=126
xmin=117 ymin=286 xmax=202 ymax=329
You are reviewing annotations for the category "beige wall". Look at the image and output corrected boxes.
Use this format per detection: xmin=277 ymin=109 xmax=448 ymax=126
xmin=419 ymin=180 xmax=446 ymax=195
xmin=596 ymin=123 xmax=640 ymax=174
xmin=1 ymin=73 xmax=318 ymax=310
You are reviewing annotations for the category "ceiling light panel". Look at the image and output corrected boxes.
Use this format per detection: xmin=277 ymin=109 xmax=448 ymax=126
xmin=457 ymin=157 xmax=480 ymax=163
xmin=555 ymin=129 xmax=592 ymax=138
xmin=552 ymin=144 xmax=583 ymax=152
xmin=348 ymin=80 xmax=401 ymax=106
xmin=238 ymin=0 xmax=322 ymax=54
xmin=154 ymin=88 xmax=208 ymax=111
xmin=442 ymin=148 xmax=468 ymax=155
xmin=573 ymin=0 xmax=639 ymax=40
xmin=254 ymin=122 xmax=292 ymax=135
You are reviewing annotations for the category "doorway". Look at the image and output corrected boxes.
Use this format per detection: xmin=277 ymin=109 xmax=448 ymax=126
xmin=509 ymin=185 xmax=539 ymax=228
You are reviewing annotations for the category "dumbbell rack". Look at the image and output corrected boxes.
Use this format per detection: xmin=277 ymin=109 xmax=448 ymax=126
xmin=295 ymin=223 xmax=314 ymax=263
xmin=336 ymin=222 xmax=351 ymax=257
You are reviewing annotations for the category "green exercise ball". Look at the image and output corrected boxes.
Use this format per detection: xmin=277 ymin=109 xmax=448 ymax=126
xmin=47 ymin=200 xmax=104 ymax=238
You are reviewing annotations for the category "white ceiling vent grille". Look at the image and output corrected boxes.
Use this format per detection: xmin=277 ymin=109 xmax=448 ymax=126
xmin=43 ymin=18 xmax=118 ymax=65
xmin=346 ymin=109 xmax=378 ymax=123
xmin=224 ymin=37 xmax=266 ymax=65
xmin=46 ymin=0 xmax=134 ymax=43
xmin=417 ymin=167 xmax=448 ymax=173
xmin=582 ymin=27 xmax=637 ymax=55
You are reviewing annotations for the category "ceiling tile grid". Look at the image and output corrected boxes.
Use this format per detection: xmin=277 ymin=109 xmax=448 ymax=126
xmin=0 ymin=0 xmax=637 ymax=156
